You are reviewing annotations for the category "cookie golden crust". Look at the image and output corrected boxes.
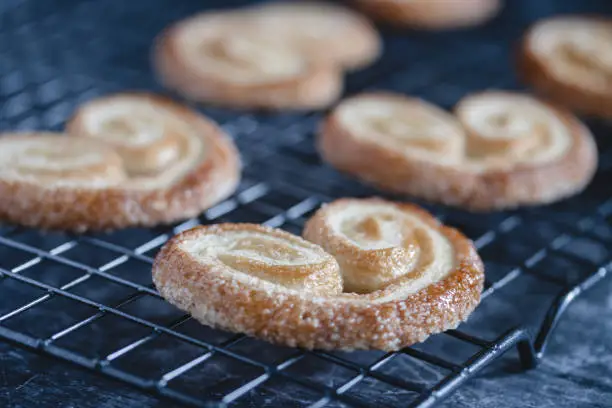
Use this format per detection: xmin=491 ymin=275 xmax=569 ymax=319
xmin=318 ymin=92 xmax=597 ymax=211
xmin=354 ymin=0 xmax=501 ymax=30
xmin=152 ymin=200 xmax=484 ymax=351
xmin=0 ymin=94 xmax=241 ymax=231
xmin=152 ymin=11 xmax=344 ymax=110
xmin=519 ymin=16 xmax=612 ymax=118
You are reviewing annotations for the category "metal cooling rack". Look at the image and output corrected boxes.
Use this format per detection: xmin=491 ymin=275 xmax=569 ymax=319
xmin=1 ymin=0 xmax=612 ymax=407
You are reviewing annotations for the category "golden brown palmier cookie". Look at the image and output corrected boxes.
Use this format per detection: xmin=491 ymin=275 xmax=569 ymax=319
xmin=153 ymin=11 xmax=343 ymax=110
xmin=519 ymin=16 xmax=612 ymax=118
xmin=354 ymin=0 xmax=502 ymax=30
xmin=153 ymin=199 xmax=485 ymax=351
xmin=0 ymin=94 xmax=240 ymax=231
xmin=319 ymin=92 xmax=597 ymax=210
xmin=247 ymin=1 xmax=381 ymax=70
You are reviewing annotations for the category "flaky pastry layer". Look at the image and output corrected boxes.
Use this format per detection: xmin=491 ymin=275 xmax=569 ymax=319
xmin=0 ymin=94 xmax=241 ymax=231
xmin=153 ymin=201 xmax=484 ymax=351
xmin=318 ymin=92 xmax=597 ymax=210
xmin=519 ymin=15 xmax=612 ymax=118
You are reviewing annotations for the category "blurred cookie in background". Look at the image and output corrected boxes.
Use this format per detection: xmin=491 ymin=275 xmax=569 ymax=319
xmin=247 ymin=1 xmax=381 ymax=70
xmin=0 ymin=94 xmax=241 ymax=231
xmin=154 ymin=11 xmax=344 ymax=110
xmin=353 ymin=0 xmax=502 ymax=30
xmin=519 ymin=15 xmax=612 ymax=118
xmin=317 ymin=91 xmax=597 ymax=211
xmin=153 ymin=2 xmax=381 ymax=110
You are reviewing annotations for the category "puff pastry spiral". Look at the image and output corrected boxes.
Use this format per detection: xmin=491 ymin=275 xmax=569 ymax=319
xmin=153 ymin=199 xmax=484 ymax=351
xmin=0 ymin=134 xmax=125 ymax=187
xmin=153 ymin=10 xmax=345 ymax=110
xmin=0 ymin=94 xmax=240 ymax=231
xmin=319 ymin=92 xmax=597 ymax=210
xmin=520 ymin=16 xmax=612 ymax=118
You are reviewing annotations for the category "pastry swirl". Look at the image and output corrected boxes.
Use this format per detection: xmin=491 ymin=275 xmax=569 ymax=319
xmin=153 ymin=11 xmax=343 ymax=110
xmin=303 ymin=199 xmax=448 ymax=294
xmin=0 ymin=93 xmax=241 ymax=231
xmin=353 ymin=0 xmax=501 ymax=30
xmin=0 ymin=134 xmax=126 ymax=187
xmin=68 ymin=97 xmax=189 ymax=175
xmin=167 ymin=224 xmax=342 ymax=296
xmin=246 ymin=2 xmax=381 ymax=70
xmin=319 ymin=92 xmax=597 ymax=210
xmin=519 ymin=16 xmax=612 ymax=118
xmin=153 ymin=199 xmax=484 ymax=351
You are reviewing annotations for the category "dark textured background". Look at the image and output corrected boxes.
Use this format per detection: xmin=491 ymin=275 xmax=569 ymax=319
xmin=0 ymin=0 xmax=611 ymax=407
xmin=1 ymin=277 xmax=610 ymax=408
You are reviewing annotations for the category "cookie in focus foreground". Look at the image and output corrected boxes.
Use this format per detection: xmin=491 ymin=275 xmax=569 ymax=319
xmin=152 ymin=198 xmax=484 ymax=351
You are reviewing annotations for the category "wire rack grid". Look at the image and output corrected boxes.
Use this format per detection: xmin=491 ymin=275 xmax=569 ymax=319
xmin=0 ymin=0 xmax=612 ymax=407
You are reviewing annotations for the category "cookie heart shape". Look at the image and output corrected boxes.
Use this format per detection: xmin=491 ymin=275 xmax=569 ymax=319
xmin=0 ymin=94 xmax=240 ymax=231
xmin=319 ymin=91 xmax=597 ymax=210
xmin=153 ymin=198 xmax=484 ymax=351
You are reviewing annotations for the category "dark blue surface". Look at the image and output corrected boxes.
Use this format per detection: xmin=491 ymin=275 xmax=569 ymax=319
xmin=0 ymin=0 xmax=611 ymax=407
xmin=1 ymin=277 xmax=610 ymax=408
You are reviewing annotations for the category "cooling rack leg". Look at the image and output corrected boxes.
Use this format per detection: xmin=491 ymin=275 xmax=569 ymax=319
xmin=409 ymin=328 xmax=537 ymax=408
xmin=517 ymin=337 xmax=538 ymax=369
xmin=491 ymin=328 xmax=537 ymax=370
xmin=534 ymin=265 xmax=610 ymax=360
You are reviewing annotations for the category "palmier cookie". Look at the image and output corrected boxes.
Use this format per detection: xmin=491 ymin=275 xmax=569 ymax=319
xmin=152 ymin=199 xmax=484 ymax=351
xmin=318 ymin=92 xmax=597 ymax=210
xmin=354 ymin=0 xmax=501 ymax=30
xmin=246 ymin=1 xmax=381 ymax=70
xmin=519 ymin=16 xmax=612 ymax=118
xmin=153 ymin=11 xmax=343 ymax=110
xmin=0 ymin=94 xmax=240 ymax=231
